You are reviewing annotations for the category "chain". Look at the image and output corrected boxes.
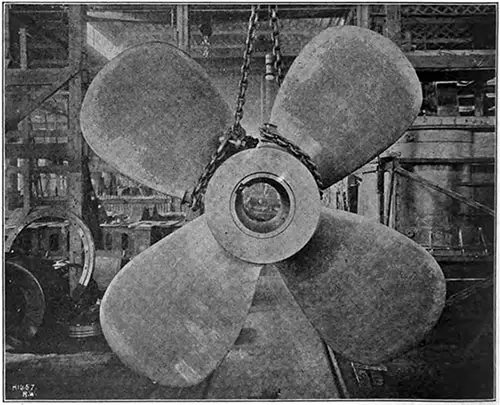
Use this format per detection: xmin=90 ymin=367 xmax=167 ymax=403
xmin=267 ymin=9 xmax=324 ymax=197
xmin=260 ymin=123 xmax=325 ymax=195
xmin=188 ymin=6 xmax=260 ymax=211
xmin=270 ymin=5 xmax=284 ymax=86
xmin=233 ymin=5 xmax=260 ymax=130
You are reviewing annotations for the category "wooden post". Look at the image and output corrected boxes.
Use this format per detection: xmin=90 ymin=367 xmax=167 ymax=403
xmin=176 ymin=5 xmax=190 ymax=52
xmin=18 ymin=27 xmax=33 ymax=210
xmin=377 ymin=161 xmax=385 ymax=224
xmin=474 ymin=81 xmax=485 ymax=117
xmin=383 ymin=5 xmax=401 ymax=44
xmin=5 ymin=5 xmax=10 ymax=66
xmin=19 ymin=27 xmax=28 ymax=69
xmin=67 ymin=5 xmax=86 ymax=293
xmin=356 ymin=5 xmax=370 ymax=29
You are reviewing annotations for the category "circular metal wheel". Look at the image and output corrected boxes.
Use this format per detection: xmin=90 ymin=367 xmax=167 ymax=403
xmin=5 ymin=261 xmax=45 ymax=343
xmin=4 ymin=207 xmax=95 ymax=300
xmin=205 ymin=146 xmax=321 ymax=264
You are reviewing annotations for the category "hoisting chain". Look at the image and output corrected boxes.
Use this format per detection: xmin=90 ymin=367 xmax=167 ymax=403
xmin=262 ymin=8 xmax=324 ymax=197
xmin=189 ymin=5 xmax=260 ymax=211
xmin=270 ymin=5 xmax=284 ymax=86
xmin=189 ymin=5 xmax=323 ymax=209
xmin=260 ymin=123 xmax=325 ymax=196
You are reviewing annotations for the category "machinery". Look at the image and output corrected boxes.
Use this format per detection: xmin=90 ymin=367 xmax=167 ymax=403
xmin=80 ymin=19 xmax=446 ymax=390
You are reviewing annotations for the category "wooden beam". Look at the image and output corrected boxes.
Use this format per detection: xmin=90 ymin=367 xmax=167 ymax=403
xmin=395 ymin=157 xmax=494 ymax=166
xmin=6 ymin=67 xmax=69 ymax=85
xmin=403 ymin=16 xmax=496 ymax=25
xmin=407 ymin=49 xmax=495 ymax=71
xmin=410 ymin=116 xmax=495 ymax=132
xmin=6 ymin=143 xmax=68 ymax=159
xmin=7 ymin=164 xmax=78 ymax=174
xmin=191 ymin=45 xmax=494 ymax=80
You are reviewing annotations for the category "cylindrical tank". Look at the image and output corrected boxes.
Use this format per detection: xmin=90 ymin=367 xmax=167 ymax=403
xmin=386 ymin=128 xmax=491 ymax=250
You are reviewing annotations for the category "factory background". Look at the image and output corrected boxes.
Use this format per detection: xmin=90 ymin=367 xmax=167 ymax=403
xmin=3 ymin=3 xmax=496 ymax=400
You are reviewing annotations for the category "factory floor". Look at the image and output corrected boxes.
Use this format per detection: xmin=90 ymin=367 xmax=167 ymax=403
xmin=5 ymin=267 xmax=494 ymax=400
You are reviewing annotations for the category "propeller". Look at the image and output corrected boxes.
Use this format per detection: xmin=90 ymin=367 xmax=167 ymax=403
xmin=81 ymin=25 xmax=446 ymax=389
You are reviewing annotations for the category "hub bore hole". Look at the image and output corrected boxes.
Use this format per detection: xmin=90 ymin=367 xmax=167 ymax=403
xmin=233 ymin=176 xmax=292 ymax=236
xmin=241 ymin=182 xmax=281 ymax=222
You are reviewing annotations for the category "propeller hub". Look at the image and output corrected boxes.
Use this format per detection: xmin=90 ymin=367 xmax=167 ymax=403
xmin=205 ymin=147 xmax=321 ymax=264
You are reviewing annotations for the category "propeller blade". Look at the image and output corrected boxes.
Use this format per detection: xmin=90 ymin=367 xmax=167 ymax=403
xmin=81 ymin=42 xmax=232 ymax=198
xmin=270 ymin=26 xmax=422 ymax=189
xmin=206 ymin=266 xmax=339 ymax=399
xmin=100 ymin=214 xmax=262 ymax=387
xmin=275 ymin=207 xmax=446 ymax=365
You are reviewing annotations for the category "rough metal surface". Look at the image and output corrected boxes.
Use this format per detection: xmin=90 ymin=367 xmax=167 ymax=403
xmin=206 ymin=266 xmax=339 ymax=399
xmin=276 ymin=207 xmax=446 ymax=365
xmin=270 ymin=26 xmax=422 ymax=188
xmin=80 ymin=42 xmax=232 ymax=198
xmin=100 ymin=214 xmax=262 ymax=387
xmin=205 ymin=147 xmax=320 ymax=264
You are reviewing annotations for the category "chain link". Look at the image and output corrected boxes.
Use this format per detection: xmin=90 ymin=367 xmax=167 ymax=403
xmin=260 ymin=123 xmax=325 ymax=195
xmin=233 ymin=5 xmax=260 ymax=130
xmin=270 ymin=5 xmax=284 ymax=86
xmin=189 ymin=127 xmax=258 ymax=211
xmin=188 ymin=6 xmax=260 ymax=211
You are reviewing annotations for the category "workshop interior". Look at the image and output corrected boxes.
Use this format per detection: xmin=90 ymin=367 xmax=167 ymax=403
xmin=3 ymin=3 xmax=496 ymax=400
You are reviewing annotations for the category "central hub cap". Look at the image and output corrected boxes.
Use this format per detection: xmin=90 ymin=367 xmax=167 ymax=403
xmin=205 ymin=146 xmax=321 ymax=264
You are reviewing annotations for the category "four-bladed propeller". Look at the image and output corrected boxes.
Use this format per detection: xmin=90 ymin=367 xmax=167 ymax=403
xmin=81 ymin=25 xmax=446 ymax=388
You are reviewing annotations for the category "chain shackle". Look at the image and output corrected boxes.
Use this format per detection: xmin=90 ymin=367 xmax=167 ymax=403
xmin=270 ymin=5 xmax=284 ymax=86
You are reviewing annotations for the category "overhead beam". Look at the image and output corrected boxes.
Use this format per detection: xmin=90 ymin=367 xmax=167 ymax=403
xmin=410 ymin=116 xmax=495 ymax=132
xmin=192 ymin=45 xmax=494 ymax=75
xmin=407 ymin=49 xmax=495 ymax=71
